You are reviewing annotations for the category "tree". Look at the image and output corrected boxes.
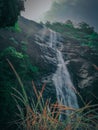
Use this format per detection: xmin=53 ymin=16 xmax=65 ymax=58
xmin=0 ymin=0 xmax=25 ymax=27
xmin=65 ymin=20 xmax=74 ymax=28
xmin=78 ymin=22 xmax=94 ymax=34
xmin=45 ymin=21 xmax=51 ymax=27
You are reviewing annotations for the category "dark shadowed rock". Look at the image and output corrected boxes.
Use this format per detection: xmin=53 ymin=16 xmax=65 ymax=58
xmin=0 ymin=16 xmax=58 ymax=106
xmin=62 ymin=41 xmax=98 ymax=106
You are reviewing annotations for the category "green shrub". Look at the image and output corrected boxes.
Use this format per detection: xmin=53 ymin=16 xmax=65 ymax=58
xmin=1 ymin=46 xmax=23 ymax=58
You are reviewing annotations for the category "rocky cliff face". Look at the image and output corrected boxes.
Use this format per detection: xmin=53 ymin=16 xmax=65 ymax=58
xmin=0 ymin=16 xmax=98 ymax=106
xmin=61 ymin=40 xmax=98 ymax=106
xmin=0 ymin=17 xmax=58 ymax=105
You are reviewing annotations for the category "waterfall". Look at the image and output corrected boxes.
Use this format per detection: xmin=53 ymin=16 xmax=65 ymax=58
xmin=49 ymin=29 xmax=57 ymax=48
xmin=53 ymin=51 xmax=79 ymax=110
xmin=49 ymin=30 xmax=79 ymax=116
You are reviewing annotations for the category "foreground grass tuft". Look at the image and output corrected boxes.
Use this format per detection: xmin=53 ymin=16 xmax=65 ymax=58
xmin=7 ymin=59 xmax=98 ymax=130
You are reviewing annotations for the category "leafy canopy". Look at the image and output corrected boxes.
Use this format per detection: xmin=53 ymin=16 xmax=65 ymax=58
xmin=0 ymin=0 xmax=25 ymax=27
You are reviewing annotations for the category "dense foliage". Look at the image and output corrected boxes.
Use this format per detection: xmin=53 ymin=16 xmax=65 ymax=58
xmin=0 ymin=0 xmax=25 ymax=27
xmin=0 ymin=46 xmax=39 ymax=129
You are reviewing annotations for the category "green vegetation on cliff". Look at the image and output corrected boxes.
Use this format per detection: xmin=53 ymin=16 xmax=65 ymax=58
xmin=45 ymin=20 xmax=98 ymax=49
xmin=0 ymin=46 xmax=39 ymax=129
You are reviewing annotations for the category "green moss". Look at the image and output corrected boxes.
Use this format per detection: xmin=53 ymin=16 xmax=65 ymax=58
xmin=21 ymin=41 xmax=28 ymax=52
xmin=14 ymin=22 xmax=21 ymax=32
xmin=5 ymin=22 xmax=21 ymax=32
xmin=29 ymin=65 xmax=39 ymax=73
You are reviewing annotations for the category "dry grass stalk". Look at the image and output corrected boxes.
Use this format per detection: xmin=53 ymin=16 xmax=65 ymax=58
xmin=7 ymin=59 xmax=98 ymax=130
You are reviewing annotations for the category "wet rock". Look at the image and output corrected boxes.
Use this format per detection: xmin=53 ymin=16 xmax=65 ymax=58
xmin=0 ymin=16 xmax=98 ymax=107
xmin=27 ymin=35 xmax=57 ymax=74
xmin=62 ymin=41 xmax=98 ymax=106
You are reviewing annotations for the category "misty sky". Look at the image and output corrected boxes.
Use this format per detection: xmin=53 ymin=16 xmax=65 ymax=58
xmin=22 ymin=0 xmax=98 ymax=31
xmin=21 ymin=0 xmax=53 ymax=21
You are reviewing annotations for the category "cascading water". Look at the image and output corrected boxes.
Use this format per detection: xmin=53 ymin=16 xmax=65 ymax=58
xmin=49 ymin=29 xmax=57 ymax=49
xmin=53 ymin=51 xmax=79 ymax=111
xmin=49 ymin=30 xmax=79 ymax=116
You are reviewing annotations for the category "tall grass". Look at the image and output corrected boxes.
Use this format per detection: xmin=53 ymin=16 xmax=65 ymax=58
xmin=7 ymin=59 xmax=98 ymax=130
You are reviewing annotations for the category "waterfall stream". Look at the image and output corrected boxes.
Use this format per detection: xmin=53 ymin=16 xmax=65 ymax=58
xmin=49 ymin=30 xmax=79 ymax=116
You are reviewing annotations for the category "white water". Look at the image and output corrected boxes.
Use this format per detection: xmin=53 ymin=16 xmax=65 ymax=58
xmin=49 ymin=30 xmax=79 ymax=115
xmin=49 ymin=30 xmax=57 ymax=48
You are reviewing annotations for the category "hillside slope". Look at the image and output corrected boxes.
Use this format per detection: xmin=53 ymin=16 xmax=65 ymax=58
xmin=0 ymin=16 xmax=98 ymax=130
